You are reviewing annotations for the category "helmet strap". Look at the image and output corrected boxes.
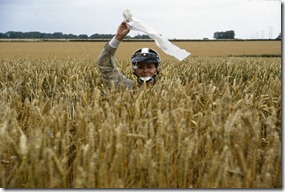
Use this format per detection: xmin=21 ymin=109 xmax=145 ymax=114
xmin=139 ymin=77 xmax=153 ymax=83
xmin=133 ymin=71 xmax=158 ymax=85
xmin=133 ymin=62 xmax=138 ymax=70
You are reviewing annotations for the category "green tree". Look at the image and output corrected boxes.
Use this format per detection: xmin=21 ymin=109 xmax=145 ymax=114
xmin=214 ymin=30 xmax=235 ymax=39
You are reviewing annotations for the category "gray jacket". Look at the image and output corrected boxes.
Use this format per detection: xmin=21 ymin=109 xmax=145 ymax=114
xmin=96 ymin=43 xmax=134 ymax=90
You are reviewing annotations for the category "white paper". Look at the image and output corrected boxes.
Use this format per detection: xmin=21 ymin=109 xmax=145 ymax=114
xmin=123 ymin=8 xmax=190 ymax=61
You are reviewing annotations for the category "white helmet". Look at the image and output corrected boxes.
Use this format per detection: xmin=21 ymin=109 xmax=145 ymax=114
xmin=131 ymin=48 xmax=160 ymax=68
xmin=131 ymin=48 xmax=160 ymax=83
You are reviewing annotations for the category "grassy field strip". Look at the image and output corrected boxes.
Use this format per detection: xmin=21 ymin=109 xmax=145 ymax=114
xmin=0 ymin=41 xmax=281 ymax=59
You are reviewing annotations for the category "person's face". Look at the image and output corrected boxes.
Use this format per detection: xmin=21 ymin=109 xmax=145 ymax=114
xmin=134 ymin=63 xmax=158 ymax=78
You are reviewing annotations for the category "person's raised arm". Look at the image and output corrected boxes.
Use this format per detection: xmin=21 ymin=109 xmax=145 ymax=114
xmin=109 ymin=21 xmax=130 ymax=48
xmin=115 ymin=21 xmax=130 ymax=41
xmin=97 ymin=21 xmax=133 ymax=90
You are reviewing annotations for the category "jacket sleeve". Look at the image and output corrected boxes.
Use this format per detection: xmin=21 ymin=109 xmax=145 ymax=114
xmin=96 ymin=42 xmax=134 ymax=90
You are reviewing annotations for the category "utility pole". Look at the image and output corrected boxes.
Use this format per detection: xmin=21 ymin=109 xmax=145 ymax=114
xmin=261 ymin=30 xmax=265 ymax=39
xmin=269 ymin=26 xmax=273 ymax=39
xmin=256 ymin=32 xmax=259 ymax=39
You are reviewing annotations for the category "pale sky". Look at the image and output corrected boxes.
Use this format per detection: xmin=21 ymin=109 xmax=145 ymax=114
xmin=0 ymin=0 xmax=282 ymax=39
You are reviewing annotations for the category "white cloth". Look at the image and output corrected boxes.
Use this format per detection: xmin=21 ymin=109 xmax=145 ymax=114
xmin=123 ymin=8 xmax=190 ymax=61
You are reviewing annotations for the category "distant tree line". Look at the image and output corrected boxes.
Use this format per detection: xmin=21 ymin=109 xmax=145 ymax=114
xmin=0 ymin=30 xmax=281 ymax=40
xmin=213 ymin=30 xmax=281 ymax=40
xmin=213 ymin=30 xmax=235 ymax=39
xmin=0 ymin=31 xmax=151 ymax=39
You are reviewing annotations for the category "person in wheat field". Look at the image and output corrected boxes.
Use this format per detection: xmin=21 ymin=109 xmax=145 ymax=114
xmin=97 ymin=21 xmax=160 ymax=90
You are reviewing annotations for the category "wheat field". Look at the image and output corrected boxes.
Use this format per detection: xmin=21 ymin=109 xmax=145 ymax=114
xmin=0 ymin=41 xmax=281 ymax=188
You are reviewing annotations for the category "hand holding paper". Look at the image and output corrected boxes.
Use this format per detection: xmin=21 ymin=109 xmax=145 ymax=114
xmin=123 ymin=8 xmax=191 ymax=61
xmin=115 ymin=21 xmax=130 ymax=41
